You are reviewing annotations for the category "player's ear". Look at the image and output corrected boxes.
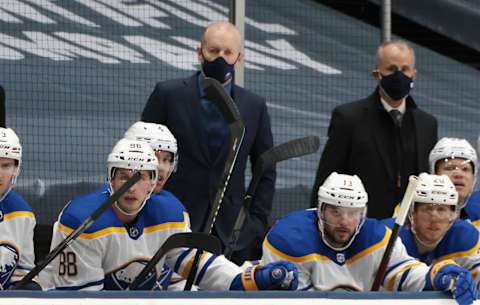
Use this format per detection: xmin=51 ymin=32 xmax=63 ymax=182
xmin=197 ymin=46 xmax=204 ymax=64
xmin=411 ymin=67 xmax=417 ymax=80
xmin=233 ymin=51 xmax=244 ymax=69
xmin=372 ymin=69 xmax=381 ymax=80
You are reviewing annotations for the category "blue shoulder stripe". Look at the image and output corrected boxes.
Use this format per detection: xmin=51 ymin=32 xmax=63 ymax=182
xmin=195 ymin=255 xmax=217 ymax=286
xmin=266 ymin=210 xmax=322 ymax=258
xmin=1 ymin=190 xmax=33 ymax=214
xmin=55 ymin=279 xmax=104 ymax=290
xmin=436 ymin=220 xmax=480 ymax=261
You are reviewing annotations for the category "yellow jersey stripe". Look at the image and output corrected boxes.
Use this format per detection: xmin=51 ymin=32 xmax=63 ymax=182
xmin=385 ymin=261 xmax=424 ymax=291
xmin=143 ymin=220 xmax=187 ymax=234
xmin=263 ymin=238 xmax=329 ymax=263
xmin=179 ymin=251 xmax=209 ymax=280
xmin=429 ymin=259 xmax=457 ymax=289
xmin=59 ymin=223 xmax=126 ymax=239
xmin=434 ymin=238 xmax=480 ymax=263
xmin=346 ymin=228 xmax=392 ymax=265
xmin=472 ymin=220 xmax=480 ymax=228
xmin=59 ymin=212 xmax=188 ymax=239
xmin=4 ymin=211 xmax=35 ymax=220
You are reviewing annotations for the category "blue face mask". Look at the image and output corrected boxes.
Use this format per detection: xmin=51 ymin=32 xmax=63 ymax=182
xmin=201 ymin=55 xmax=236 ymax=83
xmin=380 ymin=70 xmax=414 ymax=100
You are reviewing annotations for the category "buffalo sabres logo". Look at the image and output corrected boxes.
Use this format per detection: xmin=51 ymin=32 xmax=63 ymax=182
xmin=0 ymin=209 xmax=3 ymax=222
xmin=128 ymin=227 xmax=139 ymax=238
xmin=336 ymin=253 xmax=345 ymax=264
xmin=104 ymin=260 xmax=157 ymax=290
xmin=0 ymin=243 xmax=19 ymax=289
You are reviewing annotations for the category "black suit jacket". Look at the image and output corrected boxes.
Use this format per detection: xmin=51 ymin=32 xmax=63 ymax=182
xmin=311 ymin=88 xmax=438 ymax=218
xmin=141 ymin=73 xmax=275 ymax=253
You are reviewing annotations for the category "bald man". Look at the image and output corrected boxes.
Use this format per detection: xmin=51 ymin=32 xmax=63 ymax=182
xmin=311 ymin=40 xmax=438 ymax=219
xmin=141 ymin=21 xmax=275 ymax=265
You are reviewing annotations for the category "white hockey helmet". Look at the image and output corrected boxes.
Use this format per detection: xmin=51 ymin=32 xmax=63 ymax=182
xmin=0 ymin=128 xmax=22 ymax=189
xmin=409 ymin=173 xmax=458 ymax=247
xmin=317 ymin=172 xmax=368 ymax=251
xmin=412 ymin=173 xmax=458 ymax=206
xmin=124 ymin=121 xmax=178 ymax=173
xmin=317 ymin=172 xmax=368 ymax=209
xmin=107 ymin=138 xmax=159 ymax=183
xmin=429 ymin=137 xmax=477 ymax=176
xmin=0 ymin=127 xmax=22 ymax=164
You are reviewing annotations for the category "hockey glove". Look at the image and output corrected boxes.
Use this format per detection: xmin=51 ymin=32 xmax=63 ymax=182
xmin=230 ymin=261 xmax=298 ymax=290
xmin=426 ymin=259 xmax=477 ymax=305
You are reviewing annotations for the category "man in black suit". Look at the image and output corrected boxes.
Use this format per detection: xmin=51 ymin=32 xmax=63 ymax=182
xmin=141 ymin=21 xmax=275 ymax=264
xmin=311 ymin=40 xmax=437 ymax=219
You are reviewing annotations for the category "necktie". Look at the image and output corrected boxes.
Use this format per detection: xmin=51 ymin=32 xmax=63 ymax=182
xmin=200 ymin=99 xmax=228 ymax=157
xmin=389 ymin=109 xmax=402 ymax=127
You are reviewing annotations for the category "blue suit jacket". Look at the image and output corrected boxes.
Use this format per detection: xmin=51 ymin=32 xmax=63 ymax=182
xmin=141 ymin=72 xmax=276 ymax=251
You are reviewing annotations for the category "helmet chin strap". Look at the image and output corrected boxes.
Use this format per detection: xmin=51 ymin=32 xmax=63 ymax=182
xmin=317 ymin=208 xmax=366 ymax=252
xmin=0 ymin=172 xmax=18 ymax=202
xmin=409 ymin=215 xmax=456 ymax=252
xmin=411 ymin=227 xmax=442 ymax=252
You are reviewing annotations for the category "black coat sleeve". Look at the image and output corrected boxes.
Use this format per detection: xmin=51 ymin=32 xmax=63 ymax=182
xmin=310 ymin=106 xmax=353 ymax=207
xmin=141 ymin=83 xmax=168 ymax=124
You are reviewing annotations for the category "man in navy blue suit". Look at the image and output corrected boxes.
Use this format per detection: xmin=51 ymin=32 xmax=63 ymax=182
xmin=141 ymin=21 xmax=275 ymax=265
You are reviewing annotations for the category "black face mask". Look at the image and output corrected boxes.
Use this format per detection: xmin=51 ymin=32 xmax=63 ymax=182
xmin=201 ymin=55 xmax=235 ymax=83
xmin=379 ymin=70 xmax=414 ymax=100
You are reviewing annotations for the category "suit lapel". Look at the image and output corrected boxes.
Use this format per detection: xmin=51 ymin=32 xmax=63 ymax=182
xmin=369 ymin=93 xmax=396 ymax=182
xmin=183 ymin=74 xmax=212 ymax=164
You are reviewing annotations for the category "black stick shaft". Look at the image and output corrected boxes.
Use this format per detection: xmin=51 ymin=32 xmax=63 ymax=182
xmin=224 ymin=193 xmax=254 ymax=259
xmin=129 ymin=233 xmax=222 ymax=290
xmin=184 ymin=78 xmax=245 ymax=291
xmin=184 ymin=129 xmax=244 ymax=290
xmin=16 ymin=172 xmax=141 ymax=288
xmin=370 ymin=175 xmax=418 ymax=291
xmin=224 ymin=136 xmax=320 ymax=259
xmin=371 ymin=224 xmax=400 ymax=291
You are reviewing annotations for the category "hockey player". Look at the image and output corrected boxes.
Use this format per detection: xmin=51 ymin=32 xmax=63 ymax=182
xmin=429 ymin=137 xmax=480 ymax=228
xmin=0 ymin=127 xmax=39 ymax=289
xmin=397 ymin=173 xmax=480 ymax=288
xmin=261 ymin=172 xmax=476 ymax=305
xmin=45 ymin=138 xmax=298 ymax=291
xmin=123 ymin=121 xmax=182 ymax=290
xmin=124 ymin=121 xmax=178 ymax=195
xmin=387 ymin=137 xmax=478 ymax=227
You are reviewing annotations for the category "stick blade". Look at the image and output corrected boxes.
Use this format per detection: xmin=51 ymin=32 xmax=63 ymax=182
xmin=163 ymin=232 xmax=222 ymax=255
xmin=128 ymin=232 xmax=222 ymax=290
xmin=257 ymin=135 xmax=320 ymax=173
xmin=201 ymin=77 xmax=242 ymax=124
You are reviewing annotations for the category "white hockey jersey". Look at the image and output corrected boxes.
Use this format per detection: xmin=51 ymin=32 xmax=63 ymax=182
xmin=42 ymin=188 xmax=241 ymax=290
xmin=262 ymin=209 xmax=431 ymax=291
xmin=0 ymin=190 xmax=36 ymax=289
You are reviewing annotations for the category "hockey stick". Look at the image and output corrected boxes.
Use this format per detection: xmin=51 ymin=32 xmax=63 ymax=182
xmin=184 ymin=77 xmax=245 ymax=290
xmin=128 ymin=232 xmax=221 ymax=290
xmin=16 ymin=172 xmax=142 ymax=289
xmin=371 ymin=175 xmax=419 ymax=291
xmin=224 ymin=135 xmax=320 ymax=259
